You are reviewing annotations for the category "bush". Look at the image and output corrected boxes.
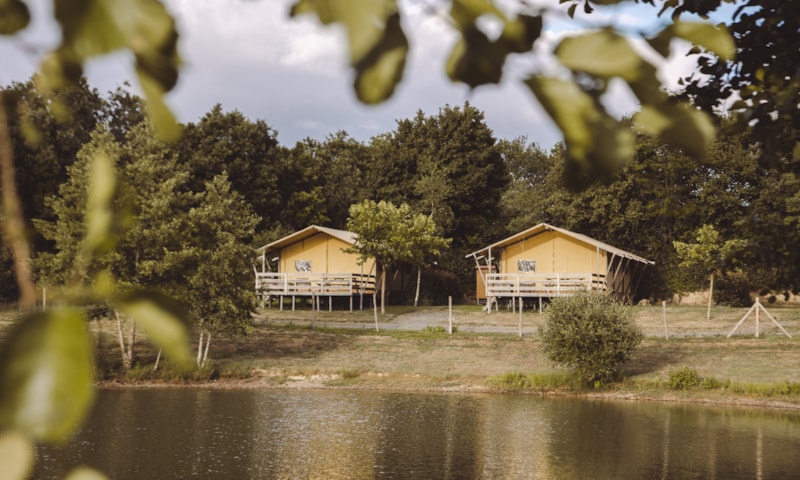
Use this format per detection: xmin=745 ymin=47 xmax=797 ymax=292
xmin=667 ymin=367 xmax=699 ymax=390
xmin=713 ymin=271 xmax=751 ymax=307
xmin=487 ymin=372 xmax=531 ymax=390
xmin=539 ymin=292 xmax=643 ymax=385
xmin=699 ymin=376 xmax=729 ymax=390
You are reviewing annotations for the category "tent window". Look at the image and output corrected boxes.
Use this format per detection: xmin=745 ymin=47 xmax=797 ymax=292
xmin=518 ymin=260 xmax=536 ymax=272
xmin=295 ymin=260 xmax=312 ymax=272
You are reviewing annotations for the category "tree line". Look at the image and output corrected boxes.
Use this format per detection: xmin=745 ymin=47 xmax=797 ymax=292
xmin=2 ymin=77 xmax=798 ymax=308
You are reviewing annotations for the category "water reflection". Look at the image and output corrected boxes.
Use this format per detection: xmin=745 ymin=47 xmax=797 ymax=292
xmin=34 ymin=389 xmax=800 ymax=479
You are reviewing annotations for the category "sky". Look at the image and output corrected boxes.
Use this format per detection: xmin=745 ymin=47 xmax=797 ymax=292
xmin=0 ymin=0 xmax=706 ymax=148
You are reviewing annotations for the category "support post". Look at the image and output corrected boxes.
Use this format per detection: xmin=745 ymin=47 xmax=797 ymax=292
xmin=662 ymin=301 xmax=669 ymax=340
xmin=727 ymin=298 xmax=791 ymax=338
xmin=311 ymin=294 xmax=316 ymax=330
xmin=518 ymin=297 xmax=523 ymax=338
xmin=448 ymin=296 xmax=453 ymax=335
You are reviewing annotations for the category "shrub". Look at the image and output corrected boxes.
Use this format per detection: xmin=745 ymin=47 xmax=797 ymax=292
xmin=539 ymin=292 xmax=643 ymax=385
xmin=699 ymin=376 xmax=728 ymax=390
xmin=667 ymin=367 xmax=699 ymax=390
xmin=487 ymin=372 xmax=531 ymax=390
xmin=713 ymin=271 xmax=751 ymax=307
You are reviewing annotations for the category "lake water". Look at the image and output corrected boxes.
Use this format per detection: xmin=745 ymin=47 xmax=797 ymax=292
xmin=34 ymin=389 xmax=800 ymax=479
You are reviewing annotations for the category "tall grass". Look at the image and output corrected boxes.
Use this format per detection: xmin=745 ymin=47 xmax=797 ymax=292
xmin=486 ymin=371 xmax=581 ymax=391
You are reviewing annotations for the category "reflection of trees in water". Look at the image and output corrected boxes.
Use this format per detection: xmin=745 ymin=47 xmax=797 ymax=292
xmin=372 ymin=393 xmax=483 ymax=478
xmin=34 ymin=391 xmax=800 ymax=479
xmin=248 ymin=390 xmax=379 ymax=479
xmin=543 ymin=400 xmax=800 ymax=480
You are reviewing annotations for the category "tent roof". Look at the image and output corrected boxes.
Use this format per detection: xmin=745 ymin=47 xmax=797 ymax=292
xmin=466 ymin=223 xmax=654 ymax=265
xmin=259 ymin=225 xmax=358 ymax=254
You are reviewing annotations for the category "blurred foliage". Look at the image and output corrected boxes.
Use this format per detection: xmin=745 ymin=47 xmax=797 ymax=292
xmin=1 ymin=0 xmax=798 ymax=477
xmin=292 ymin=0 xmax=734 ymax=188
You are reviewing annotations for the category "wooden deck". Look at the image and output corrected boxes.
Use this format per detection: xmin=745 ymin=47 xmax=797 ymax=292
xmin=255 ymin=272 xmax=376 ymax=311
xmin=484 ymin=273 xmax=606 ymax=298
xmin=256 ymin=272 xmax=376 ymax=296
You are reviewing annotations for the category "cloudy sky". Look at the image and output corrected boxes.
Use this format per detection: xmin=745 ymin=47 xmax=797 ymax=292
xmin=1 ymin=0 xmax=703 ymax=148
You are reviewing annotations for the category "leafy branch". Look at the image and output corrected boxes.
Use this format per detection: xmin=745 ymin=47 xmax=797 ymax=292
xmin=291 ymin=0 xmax=734 ymax=188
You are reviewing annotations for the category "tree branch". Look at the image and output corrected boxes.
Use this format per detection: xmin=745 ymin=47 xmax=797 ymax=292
xmin=0 ymin=92 xmax=37 ymax=310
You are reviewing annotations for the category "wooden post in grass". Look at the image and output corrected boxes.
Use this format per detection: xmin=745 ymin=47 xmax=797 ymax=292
xmin=448 ymin=296 xmax=454 ymax=335
xmin=662 ymin=301 xmax=669 ymax=340
xmin=727 ymin=297 xmax=791 ymax=338
xmin=311 ymin=294 xmax=316 ymax=330
xmin=518 ymin=297 xmax=523 ymax=338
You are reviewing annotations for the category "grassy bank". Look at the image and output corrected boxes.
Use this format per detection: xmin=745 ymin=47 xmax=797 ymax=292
xmin=3 ymin=303 xmax=800 ymax=409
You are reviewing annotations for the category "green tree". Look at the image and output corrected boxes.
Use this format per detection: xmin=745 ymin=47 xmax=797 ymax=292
xmin=673 ymin=224 xmax=747 ymax=319
xmin=273 ymin=139 xmax=329 ymax=238
xmin=400 ymin=214 xmax=451 ymax=308
xmin=498 ymin=137 xmax=558 ymax=233
xmin=367 ymin=103 xmax=508 ymax=286
xmin=673 ymin=0 xmax=800 ymax=166
xmin=168 ymin=175 xmax=259 ymax=367
xmin=292 ymin=131 xmax=372 ymax=228
xmin=539 ymin=291 xmax=643 ymax=385
xmin=743 ymin=170 xmax=800 ymax=292
xmin=39 ymin=125 xmax=258 ymax=369
xmin=346 ymin=200 xmax=448 ymax=316
xmin=2 ymin=77 xmax=103 ymax=229
xmin=175 ymin=105 xmax=282 ymax=234
xmin=100 ymin=83 xmax=147 ymax=145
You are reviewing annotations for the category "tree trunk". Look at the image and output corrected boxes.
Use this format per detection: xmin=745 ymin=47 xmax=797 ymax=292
xmin=414 ymin=266 xmax=421 ymax=307
xmin=127 ymin=319 xmax=136 ymax=367
xmin=706 ymin=273 xmax=714 ymax=321
xmin=153 ymin=349 xmax=162 ymax=372
xmin=116 ymin=310 xmax=132 ymax=370
xmin=380 ymin=269 xmax=387 ymax=314
xmin=201 ymin=332 xmax=211 ymax=367
xmin=373 ymin=290 xmax=379 ymax=332
xmin=196 ymin=330 xmax=204 ymax=367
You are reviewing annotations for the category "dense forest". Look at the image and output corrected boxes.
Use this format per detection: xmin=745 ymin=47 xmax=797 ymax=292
xmin=2 ymin=77 xmax=798 ymax=307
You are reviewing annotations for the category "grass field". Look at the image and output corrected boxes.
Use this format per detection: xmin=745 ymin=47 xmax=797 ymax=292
xmin=3 ymin=302 xmax=800 ymax=408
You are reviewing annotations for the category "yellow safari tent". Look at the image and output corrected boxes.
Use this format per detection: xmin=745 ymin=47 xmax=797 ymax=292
xmin=255 ymin=225 xmax=376 ymax=310
xmin=466 ymin=223 xmax=653 ymax=308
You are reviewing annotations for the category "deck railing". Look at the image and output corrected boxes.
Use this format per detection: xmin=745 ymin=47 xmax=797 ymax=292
xmin=485 ymin=273 xmax=606 ymax=298
xmin=255 ymin=272 xmax=376 ymax=297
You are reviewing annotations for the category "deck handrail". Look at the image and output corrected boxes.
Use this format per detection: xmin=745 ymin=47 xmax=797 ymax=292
xmin=485 ymin=272 xmax=606 ymax=297
xmin=255 ymin=272 xmax=376 ymax=296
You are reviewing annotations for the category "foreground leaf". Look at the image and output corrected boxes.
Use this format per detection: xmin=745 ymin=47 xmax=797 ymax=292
xmin=633 ymin=103 xmax=716 ymax=156
xmin=38 ymin=0 xmax=180 ymax=138
xmin=0 ymin=308 xmax=94 ymax=442
xmin=291 ymin=0 xmax=408 ymax=104
xmin=556 ymin=30 xmax=642 ymax=82
xmin=117 ymin=291 xmax=192 ymax=369
xmin=0 ymin=0 xmax=30 ymax=35
xmin=351 ymin=12 xmax=408 ymax=104
xmin=0 ymin=430 xmax=34 ymax=480
xmin=654 ymin=21 xmax=735 ymax=61
xmin=526 ymin=76 xmax=633 ymax=190
xmin=84 ymin=151 xmax=118 ymax=257
xmin=65 ymin=466 xmax=109 ymax=480
xmin=446 ymin=0 xmax=541 ymax=87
